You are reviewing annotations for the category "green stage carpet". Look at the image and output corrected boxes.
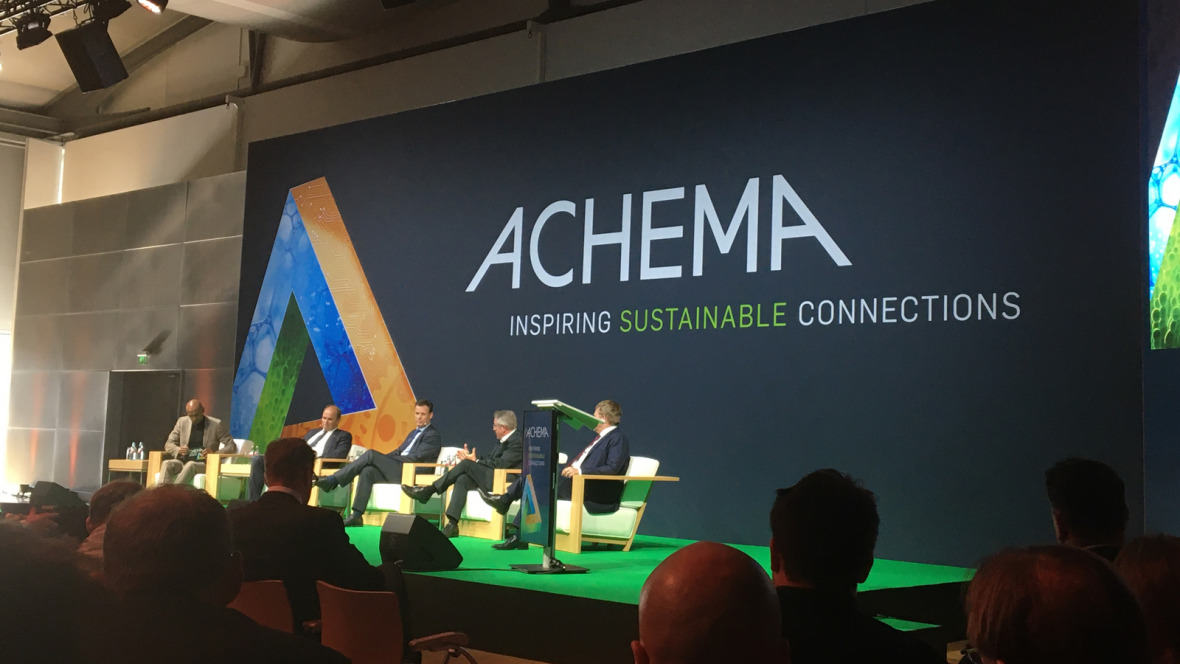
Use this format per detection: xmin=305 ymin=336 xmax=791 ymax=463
xmin=346 ymin=528 xmax=973 ymax=611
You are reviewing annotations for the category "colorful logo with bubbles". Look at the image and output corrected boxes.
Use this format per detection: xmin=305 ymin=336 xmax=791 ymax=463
xmin=1150 ymin=72 xmax=1180 ymax=349
xmin=231 ymin=178 xmax=418 ymax=451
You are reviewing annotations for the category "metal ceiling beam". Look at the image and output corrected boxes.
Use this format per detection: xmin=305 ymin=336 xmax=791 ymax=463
xmin=0 ymin=105 xmax=65 ymax=137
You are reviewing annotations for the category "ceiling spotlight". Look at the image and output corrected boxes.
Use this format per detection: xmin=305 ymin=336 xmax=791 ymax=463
xmin=92 ymin=0 xmax=132 ymax=22
xmin=137 ymin=0 xmax=167 ymax=12
xmin=15 ymin=11 xmax=53 ymax=50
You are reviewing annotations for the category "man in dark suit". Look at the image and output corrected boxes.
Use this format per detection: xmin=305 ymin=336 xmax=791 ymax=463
xmin=402 ymin=409 xmax=523 ymax=537
xmin=770 ymin=469 xmax=945 ymax=664
xmin=229 ymin=437 xmax=401 ymax=634
xmin=247 ymin=405 xmax=353 ymax=501
xmin=317 ymin=399 xmax=442 ymax=527
xmin=482 ymin=399 xmax=630 ymax=550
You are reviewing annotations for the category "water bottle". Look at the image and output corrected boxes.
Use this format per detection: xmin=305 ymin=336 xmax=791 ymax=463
xmin=137 ymin=442 xmax=145 ymax=460
xmin=126 ymin=443 xmax=134 ymax=460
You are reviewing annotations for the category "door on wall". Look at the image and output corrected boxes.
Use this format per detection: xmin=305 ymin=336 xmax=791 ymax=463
xmin=104 ymin=371 xmax=183 ymax=462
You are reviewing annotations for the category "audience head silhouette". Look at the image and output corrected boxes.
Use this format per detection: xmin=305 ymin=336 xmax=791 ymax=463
xmin=770 ymin=468 xmax=878 ymax=593
xmin=103 ymin=484 xmax=241 ymax=605
xmin=967 ymin=545 xmax=1148 ymax=664
xmin=264 ymin=436 xmax=317 ymax=501
xmin=1114 ymin=535 xmax=1180 ymax=664
xmin=1044 ymin=458 xmax=1127 ymax=555
xmin=0 ymin=522 xmax=111 ymax=662
xmin=632 ymin=541 xmax=789 ymax=664
xmin=87 ymin=479 xmax=143 ymax=531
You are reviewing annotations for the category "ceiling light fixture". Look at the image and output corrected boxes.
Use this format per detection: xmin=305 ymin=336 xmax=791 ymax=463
xmin=91 ymin=0 xmax=131 ymax=22
xmin=14 ymin=11 xmax=52 ymax=50
xmin=136 ymin=0 xmax=166 ymax=13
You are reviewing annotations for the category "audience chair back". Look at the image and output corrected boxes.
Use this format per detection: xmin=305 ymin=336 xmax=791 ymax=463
xmin=317 ymin=580 xmax=404 ymax=664
xmin=228 ymin=580 xmax=294 ymax=633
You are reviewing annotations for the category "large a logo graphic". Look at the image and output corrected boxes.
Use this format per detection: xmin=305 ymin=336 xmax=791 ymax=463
xmin=231 ymin=178 xmax=418 ymax=452
xmin=1149 ymin=72 xmax=1180 ymax=349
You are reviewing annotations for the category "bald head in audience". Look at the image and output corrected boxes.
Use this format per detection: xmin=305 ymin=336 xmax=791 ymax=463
xmin=967 ymin=545 xmax=1148 ymax=664
xmin=633 ymin=541 xmax=789 ymax=664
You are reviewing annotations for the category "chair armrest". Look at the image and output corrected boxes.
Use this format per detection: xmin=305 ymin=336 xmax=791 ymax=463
xmin=578 ymin=475 xmax=679 ymax=482
xmin=410 ymin=631 xmax=470 ymax=652
xmin=401 ymin=461 xmax=455 ymax=485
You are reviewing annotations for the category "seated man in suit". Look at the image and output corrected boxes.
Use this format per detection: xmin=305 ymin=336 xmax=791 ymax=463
xmin=103 ymin=484 xmax=348 ymax=663
xmin=229 ymin=437 xmax=406 ymax=635
xmin=402 ymin=410 xmax=523 ymax=538
xmin=159 ymin=399 xmax=236 ymax=485
xmin=770 ymin=469 xmax=945 ymax=664
xmin=247 ymin=405 xmax=353 ymax=501
xmin=316 ymin=399 xmax=442 ymax=527
xmin=481 ymin=399 xmax=630 ymax=550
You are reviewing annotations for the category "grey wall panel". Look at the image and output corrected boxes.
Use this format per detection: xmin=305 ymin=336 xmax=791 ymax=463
xmin=21 ymin=204 xmax=75 ymax=262
xmin=68 ymin=252 xmax=124 ymax=312
xmin=12 ymin=316 xmax=62 ymax=371
xmin=16 ymin=258 xmax=70 ymax=315
xmin=60 ymin=429 xmax=105 ymax=490
xmin=56 ymin=370 xmax=109 ymax=435
xmin=4 ymin=428 xmax=56 ymax=483
xmin=181 ymin=367 xmax=235 ymax=430
xmin=60 ymin=313 xmax=118 ymax=371
xmin=181 ymin=237 xmax=242 ymax=305
xmin=8 ymin=370 xmax=60 ymax=429
xmin=72 ymin=193 xmax=128 ymax=256
xmin=127 ymin=182 xmax=188 ymax=249
xmin=115 ymin=307 xmax=179 ymax=370
xmin=177 ymin=302 xmax=237 ymax=369
xmin=185 ymin=172 xmax=246 ymax=241
xmin=52 ymin=428 xmax=104 ymax=489
xmin=118 ymin=244 xmax=183 ymax=309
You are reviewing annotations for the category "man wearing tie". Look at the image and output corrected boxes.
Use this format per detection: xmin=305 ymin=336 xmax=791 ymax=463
xmin=316 ymin=399 xmax=442 ymax=527
xmin=401 ymin=409 xmax=524 ymax=538
xmin=481 ymin=399 xmax=630 ymax=550
xmin=246 ymin=405 xmax=353 ymax=501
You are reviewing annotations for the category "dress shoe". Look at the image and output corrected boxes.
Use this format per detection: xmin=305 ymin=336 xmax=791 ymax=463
xmin=342 ymin=513 xmax=364 ymax=527
xmin=478 ymin=488 xmax=510 ymax=515
xmin=440 ymin=522 xmax=459 ymax=538
xmin=492 ymin=533 xmax=529 ymax=550
xmin=316 ymin=476 xmax=339 ymax=492
xmin=402 ymin=484 xmax=435 ymax=503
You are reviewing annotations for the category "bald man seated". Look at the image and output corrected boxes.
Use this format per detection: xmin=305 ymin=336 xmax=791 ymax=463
xmin=633 ymin=541 xmax=790 ymax=664
xmin=160 ymin=399 xmax=235 ymax=485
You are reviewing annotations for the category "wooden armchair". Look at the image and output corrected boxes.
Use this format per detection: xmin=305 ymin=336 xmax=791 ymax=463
xmin=455 ymin=468 xmax=520 ymax=540
xmin=352 ymin=447 xmax=461 ymax=526
xmin=310 ymin=444 xmax=368 ymax=510
xmin=553 ymin=456 xmax=677 ymax=554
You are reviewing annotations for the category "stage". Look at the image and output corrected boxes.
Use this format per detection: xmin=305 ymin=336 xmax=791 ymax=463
xmin=346 ymin=529 xmax=974 ymax=664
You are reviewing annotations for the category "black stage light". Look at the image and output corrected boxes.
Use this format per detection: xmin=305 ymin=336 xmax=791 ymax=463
xmin=137 ymin=0 xmax=166 ymax=13
xmin=92 ymin=0 xmax=132 ymax=22
xmin=15 ymin=11 xmax=53 ymax=50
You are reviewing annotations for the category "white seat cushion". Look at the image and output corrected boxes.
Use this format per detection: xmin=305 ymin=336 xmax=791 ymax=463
xmin=554 ymin=501 xmax=639 ymax=539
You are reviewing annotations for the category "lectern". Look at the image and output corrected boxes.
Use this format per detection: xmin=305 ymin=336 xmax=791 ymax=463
xmin=510 ymin=399 xmax=601 ymax=574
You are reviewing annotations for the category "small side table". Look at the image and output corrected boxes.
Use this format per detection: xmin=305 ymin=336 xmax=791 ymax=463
xmin=107 ymin=458 xmax=149 ymax=484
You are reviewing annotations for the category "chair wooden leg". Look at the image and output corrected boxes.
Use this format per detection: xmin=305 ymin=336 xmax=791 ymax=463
xmin=622 ymin=504 xmax=647 ymax=552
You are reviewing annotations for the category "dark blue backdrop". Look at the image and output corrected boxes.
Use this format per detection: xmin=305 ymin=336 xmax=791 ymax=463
xmin=239 ymin=0 xmax=1142 ymax=566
